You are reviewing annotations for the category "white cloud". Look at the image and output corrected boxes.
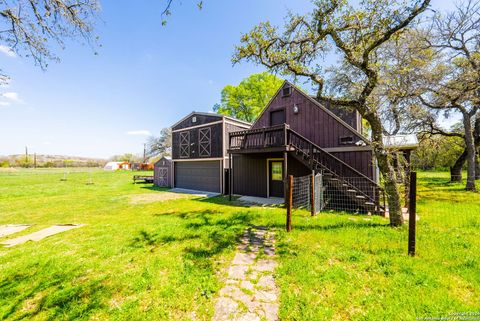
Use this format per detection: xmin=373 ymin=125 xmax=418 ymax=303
xmin=126 ymin=130 xmax=152 ymax=136
xmin=0 ymin=45 xmax=16 ymax=58
xmin=0 ymin=101 xmax=10 ymax=107
xmin=2 ymin=92 xmax=23 ymax=104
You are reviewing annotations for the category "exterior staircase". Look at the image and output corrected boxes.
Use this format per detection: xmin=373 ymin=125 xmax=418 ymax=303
xmin=287 ymin=129 xmax=385 ymax=214
xmin=229 ymin=124 xmax=385 ymax=214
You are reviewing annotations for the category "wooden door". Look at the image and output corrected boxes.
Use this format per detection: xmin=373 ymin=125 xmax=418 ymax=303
xmin=158 ymin=168 xmax=168 ymax=186
xmin=269 ymin=160 xmax=284 ymax=198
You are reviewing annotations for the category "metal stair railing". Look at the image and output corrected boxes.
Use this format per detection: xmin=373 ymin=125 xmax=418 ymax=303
xmin=287 ymin=128 xmax=384 ymax=206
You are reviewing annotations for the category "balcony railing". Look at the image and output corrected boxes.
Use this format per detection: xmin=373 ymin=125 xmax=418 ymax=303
xmin=229 ymin=124 xmax=289 ymax=151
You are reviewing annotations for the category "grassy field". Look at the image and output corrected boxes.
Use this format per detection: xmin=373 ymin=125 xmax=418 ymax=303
xmin=0 ymin=169 xmax=478 ymax=320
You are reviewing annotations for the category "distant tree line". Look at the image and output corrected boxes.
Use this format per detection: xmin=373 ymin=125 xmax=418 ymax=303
xmin=0 ymin=156 xmax=105 ymax=168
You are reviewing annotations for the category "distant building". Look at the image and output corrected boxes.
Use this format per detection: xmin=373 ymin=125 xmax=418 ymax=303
xmin=104 ymin=162 xmax=122 ymax=171
xmin=104 ymin=161 xmax=131 ymax=171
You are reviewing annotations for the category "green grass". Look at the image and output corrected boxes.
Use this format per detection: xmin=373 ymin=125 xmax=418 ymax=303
xmin=0 ymin=169 xmax=478 ymax=320
xmin=275 ymin=171 xmax=480 ymax=320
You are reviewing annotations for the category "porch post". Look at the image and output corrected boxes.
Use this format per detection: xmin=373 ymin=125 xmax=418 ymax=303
xmin=229 ymin=152 xmax=233 ymax=201
xmin=283 ymin=151 xmax=288 ymax=199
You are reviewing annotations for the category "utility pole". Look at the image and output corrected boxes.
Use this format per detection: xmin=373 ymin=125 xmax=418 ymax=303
xmin=143 ymin=143 xmax=147 ymax=163
xmin=25 ymin=146 xmax=29 ymax=167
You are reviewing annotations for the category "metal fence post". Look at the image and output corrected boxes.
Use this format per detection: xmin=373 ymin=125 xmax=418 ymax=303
xmin=286 ymin=175 xmax=293 ymax=232
xmin=310 ymin=171 xmax=315 ymax=216
xmin=408 ymin=171 xmax=417 ymax=256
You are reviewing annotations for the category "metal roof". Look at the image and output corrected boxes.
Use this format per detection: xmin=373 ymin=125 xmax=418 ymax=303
xmin=383 ymin=134 xmax=419 ymax=150
xmin=171 ymin=111 xmax=251 ymax=129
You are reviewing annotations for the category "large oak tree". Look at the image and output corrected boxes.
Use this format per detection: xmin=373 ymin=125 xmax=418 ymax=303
xmin=416 ymin=0 xmax=480 ymax=190
xmin=233 ymin=0 xmax=430 ymax=226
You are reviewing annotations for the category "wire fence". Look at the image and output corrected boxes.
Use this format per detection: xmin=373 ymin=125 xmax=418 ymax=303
xmin=292 ymin=174 xmax=311 ymax=209
xmin=288 ymin=172 xmax=386 ymax=215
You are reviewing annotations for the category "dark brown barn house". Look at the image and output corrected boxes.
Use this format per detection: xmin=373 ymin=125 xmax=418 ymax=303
xmin=167 ymin=81 xmax=385 ymax=212
xmin=170 ymin=112 xmax=250 ymax=193
xmin=228 ymin=81 xmax=384 ymax=213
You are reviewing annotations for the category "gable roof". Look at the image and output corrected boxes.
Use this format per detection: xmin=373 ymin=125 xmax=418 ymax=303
xmin=171 ymin=111 xmax=251 ymax=129
xmin=251 ymin=80 xmax=371 ymax=144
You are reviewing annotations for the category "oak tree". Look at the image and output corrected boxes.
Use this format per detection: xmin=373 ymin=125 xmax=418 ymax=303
xmin=0 ymin=0 xmax=99 ymax=83
xmin=213 ymin=72 xmax=283 ymax=122
xmin=233 ymin=0 xmax=430 ymax=226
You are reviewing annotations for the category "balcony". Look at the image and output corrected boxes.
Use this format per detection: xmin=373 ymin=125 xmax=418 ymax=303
xmin=228 ymin=124 xmax=293 ymax=153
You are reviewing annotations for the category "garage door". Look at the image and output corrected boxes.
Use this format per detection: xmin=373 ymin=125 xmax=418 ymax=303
xmin=174 ymin=161 xmax=221 ymax=193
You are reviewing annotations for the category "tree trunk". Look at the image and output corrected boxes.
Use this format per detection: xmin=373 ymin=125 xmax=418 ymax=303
xmin=368 ymin=115 xmax=403 ymax=226
xmin=376 ymin=151 xmax=403 ymax=226
xmin=462 ymin=113 xmax=477 ymax=191
xmin=450 ymin=150 xmax=467 ymax=182
xmin=476 ymin=153 xmax=480 ymax=180
xmin=475 ymin=115 xmax=480 ymax=180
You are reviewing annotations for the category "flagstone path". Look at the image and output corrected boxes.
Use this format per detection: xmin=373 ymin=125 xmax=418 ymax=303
xmin=1 ymin=224 xmax=84 ymax=247
xmin=0 ymin=224 xmax=31 ymax=238
xmin=213 ymin=226 xmax=279 ymax=321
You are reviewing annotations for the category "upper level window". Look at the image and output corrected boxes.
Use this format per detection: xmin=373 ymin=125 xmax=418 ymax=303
xmin=282 ymin=86 xmax=292 ymax=97
xmin=192 ymin=116 xmax=197 ymax=123
xmin=180 ymin=132 xmax=190 ymax=158
xmin=199 ymin=127 xmax=211 ymax=157
xmin=339 ymin=136 xmax=354 ymax=145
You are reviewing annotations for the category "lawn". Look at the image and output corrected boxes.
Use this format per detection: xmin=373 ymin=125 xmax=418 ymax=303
xmin=0 ymin=169 xmax=478 ymax=320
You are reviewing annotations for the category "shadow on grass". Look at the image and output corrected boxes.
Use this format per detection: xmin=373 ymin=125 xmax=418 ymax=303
xmin=268 ymin=219 xmax=389 ymax=232
xmin=131 ymin=209 xmax=254 ymax=260
xmin=139 ymin=185 xmax=169 ymax=192
xmin=0 ymin=268 xmax=107 ymax=321
xmin=197 ymin=194 xmax=284 ymax=209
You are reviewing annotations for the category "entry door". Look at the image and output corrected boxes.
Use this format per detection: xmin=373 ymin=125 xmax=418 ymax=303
xmin=158 ymin=168 xmax=168 ymax=186
xmin=269 ymin=160 xmax=284 ymax=198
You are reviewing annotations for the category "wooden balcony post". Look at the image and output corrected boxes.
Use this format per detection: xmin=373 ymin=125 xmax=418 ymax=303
xmin=286 ymin=175 xmax=293 ymax=232
xmin=229 ymin=153 xmax=233 ymax=201
xmin=263 ymin=127 xmax=267 ymax=147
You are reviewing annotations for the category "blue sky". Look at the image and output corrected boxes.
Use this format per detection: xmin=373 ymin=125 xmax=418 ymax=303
xmin=0 ymin=0 xmax=454 ymax=158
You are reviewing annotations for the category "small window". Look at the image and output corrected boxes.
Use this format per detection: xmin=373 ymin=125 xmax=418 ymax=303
xmin=271 ymin=162 xmax=283 ymax=181
xmin=340 ymin=136 xmax=354 ymax=145
xmin=282 ymin=86 xmax=292 ymax=97
xmin=192 ymin=116 xmax=197 ymax=123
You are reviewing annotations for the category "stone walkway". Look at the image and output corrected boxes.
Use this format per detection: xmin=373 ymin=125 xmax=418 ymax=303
xmin=213 ymin=226 xmax=279 ymax=321
xmin=1 ymin=224 xmax=84 ymax=247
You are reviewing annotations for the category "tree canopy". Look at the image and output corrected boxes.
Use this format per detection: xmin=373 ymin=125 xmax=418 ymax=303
xmin=233 ymin=0 xmax=431 ymax=226
xmin=147 ymin=128 xmax=172 ymax=157
xmin=213 ymin=72 xmax=283 ymax=122
xmin=0 ymin=0 xmax=99 ymax=83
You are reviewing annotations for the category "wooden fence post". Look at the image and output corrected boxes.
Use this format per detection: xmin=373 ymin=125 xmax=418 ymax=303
xmin=286 ymin=175 xmax=293 ymax=232
xmin=408 ymin=171 xmax=417 ymax=256
xmin=310 ymin=171 xmax=315 ymax=216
